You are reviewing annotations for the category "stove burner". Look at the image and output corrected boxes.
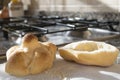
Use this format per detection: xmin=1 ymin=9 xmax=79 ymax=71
xmin=65 ymin=30 xmax=91 ymax=38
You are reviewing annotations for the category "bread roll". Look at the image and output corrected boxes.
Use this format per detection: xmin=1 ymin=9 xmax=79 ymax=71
xmin=5 ymin=33 xmax=57 ymax=76
xmin=59 ymin=40 xmax=119 ymax=66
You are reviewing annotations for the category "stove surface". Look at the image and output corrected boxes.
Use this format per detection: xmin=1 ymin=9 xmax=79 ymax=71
xmin=46 ymin=28 xmax=120 ymax=46
xmin=0 ymin=13 xmax=120 ymax=46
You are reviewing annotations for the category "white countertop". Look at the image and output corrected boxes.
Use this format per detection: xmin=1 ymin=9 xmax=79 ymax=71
xmin=0 ymin=54 xmax=120 ymax=80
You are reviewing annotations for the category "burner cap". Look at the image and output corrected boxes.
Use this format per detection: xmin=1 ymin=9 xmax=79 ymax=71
xmin=65 ymin=30 xmax=91 ymax=38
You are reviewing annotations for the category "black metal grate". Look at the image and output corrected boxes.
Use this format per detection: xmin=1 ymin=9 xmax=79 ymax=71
xmin=1 ymin=15 xmax=119 ymax=40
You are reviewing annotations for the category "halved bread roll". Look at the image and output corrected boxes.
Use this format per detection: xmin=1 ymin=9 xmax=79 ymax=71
xmin=59 ymin=40 xmax=119 ymax=66
xmin=5 ymin=33 xmax=57 ymax=76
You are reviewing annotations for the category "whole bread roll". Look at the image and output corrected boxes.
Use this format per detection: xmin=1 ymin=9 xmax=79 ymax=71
xmin=5 ymin=33 xmax=57 ymax=76
xmin=59 ymin=40 xmax=119 ymax=66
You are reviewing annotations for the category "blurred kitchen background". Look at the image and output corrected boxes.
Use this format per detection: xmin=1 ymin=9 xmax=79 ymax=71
xmin=0 ymin=0 xmax=120 ymax=12
xmin=0 ymin=0 xmax=119 ymax=22
xmin=30 ymin=0 xmax=120 ymax=12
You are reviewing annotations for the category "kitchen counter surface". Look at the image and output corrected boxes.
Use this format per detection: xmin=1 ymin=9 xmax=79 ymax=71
xmin=0 ymin=54 xmax=120 ymax=80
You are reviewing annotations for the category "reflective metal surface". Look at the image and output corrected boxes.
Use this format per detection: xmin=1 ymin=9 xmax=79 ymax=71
xmin=46 ymin=28 xmax=120 ymax=46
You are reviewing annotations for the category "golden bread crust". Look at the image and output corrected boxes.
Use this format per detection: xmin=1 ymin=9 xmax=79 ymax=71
xmin=22 ymin=33 xmax=38 ymax=43
xmin=59 ymin=40 xmax=119 ymax=66
xmin=5 ymin=33 xmax=57 ymax=76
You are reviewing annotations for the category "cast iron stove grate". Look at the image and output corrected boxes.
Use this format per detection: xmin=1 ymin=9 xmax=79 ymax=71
xmin=1 ymin=15 xmax=120 ymax=43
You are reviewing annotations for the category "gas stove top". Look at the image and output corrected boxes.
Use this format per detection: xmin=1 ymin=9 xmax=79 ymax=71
xmin=1 ymin=14 xmax=120 ymax=46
